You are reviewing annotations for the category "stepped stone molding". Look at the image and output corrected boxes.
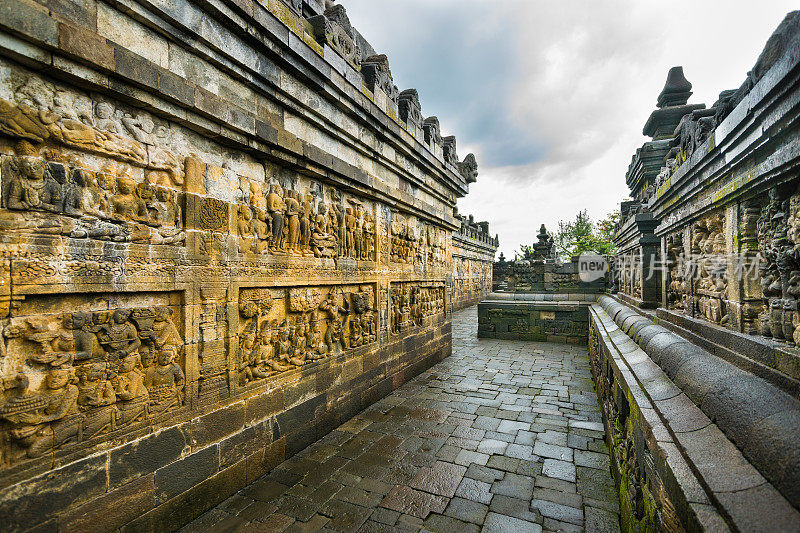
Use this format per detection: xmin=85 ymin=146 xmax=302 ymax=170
xmin=591 ymin=297 xmax=800 ymax=531
xmin=594 ymin=295 xmax=800 ymax=529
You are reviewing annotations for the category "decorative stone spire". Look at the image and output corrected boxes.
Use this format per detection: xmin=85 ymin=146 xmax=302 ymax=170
xmin=643 ymin=66 xmax=704 ymax=140
xmin=657 ymin=66 xmax=693 ymax=108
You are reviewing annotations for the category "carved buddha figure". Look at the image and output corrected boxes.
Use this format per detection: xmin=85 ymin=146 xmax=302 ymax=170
xmin=9 ymin=367 xmax=80 ymax=459
xmin=64 ymin=168 xmax=106 ymax=220
xmin=98 ymin=309 xmax=141 ymax=360
xmin=292 ymin=324 xmax=307 ymax=364
xmin=110 ymin=177 xmax=149 ymax=224
xmin=96 ymin=170 xmax=117 ymax=218
xmin=248 ymin=181 xmax=266 ymax=212
xmin=61 ymin=312 xmax=104 ymax=363
xmin=239 ymin=323 xmax=268 ymax=385
xmin=300 ymin=194 xmax=313 ymax=255
xmin=113 ymin=354 xmax=148 ymax=424
xmin=285 ymin=190 xmax=301 ymax=254
xmin=312 ymin=203 xmax=336 ymax=257
xmin=144 ymin=347 xmax=184 ymax=411
xmin=76 ymin=363 xmax=116 ymax=409
xmin=345 ymin=207 xmax=356 ymax=258
xmin=251 ymin=208 xmax=271 ymax=254
xmin=258 ymin=322 xmax=289 ymax=373
xmin=237 ymin=205 xmax=255 ymax=253
xmin=267 ymin=184 xmax=286 ymax=252
xmin=349 ymin=316 xmax=362 ymax=347
xmin=328 ymin=316 xmax=346 ymax=353
xmin=306 ymin=320 xmax=327 ymax=361
xmin=153 ymin=187 xmax=180 ymax=228
xmin=122 ymin=112 xmax=154 ymax=145
xmin=334 ymin=200 xmax=346 ymax=256
xmin=365 ymin=312 xmax=376 ymax=342
xmin=353 ymin=205 xmax=364 ymax=260
xmin=277 ymin=325 xmax=294 ymax=367
xmin=363 ymin=210 xmax=375 ymax=260
xmin=95 ymin=102 xmax=146 ymax=162
xmin=6 ymin=142 xmax=62 ymax=213
xmin=149 ymin=307 xmax=182 ymax=353
xmin=238 ymin=323 xmax=258 ymax=385
xmin=95 ymin=102 xmax=122 ymax=135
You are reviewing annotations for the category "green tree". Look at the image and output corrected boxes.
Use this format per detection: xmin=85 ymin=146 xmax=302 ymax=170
xmin=553 ymin=210 xmax=618 ymax=258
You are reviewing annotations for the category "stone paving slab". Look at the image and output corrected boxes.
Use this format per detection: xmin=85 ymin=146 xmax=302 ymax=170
xmin=180 ymin=306 xmax=620 ymax=532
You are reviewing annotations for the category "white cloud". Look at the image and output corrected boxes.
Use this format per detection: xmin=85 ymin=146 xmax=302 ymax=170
xmin=342 ymin=0 xmax=798 ymax=257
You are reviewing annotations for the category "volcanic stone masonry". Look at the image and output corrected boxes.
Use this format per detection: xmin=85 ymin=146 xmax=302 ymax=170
xmin=602 ymin=11 xmax=800 ymax=532
xmin=450 ymin=210 xmax=498 ymax=311
xmin=0 ymin=0 xmax=488 ymax=530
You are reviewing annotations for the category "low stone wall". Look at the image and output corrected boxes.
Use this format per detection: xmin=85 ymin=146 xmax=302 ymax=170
xmin=590 ymin=296 xmax=800 ymax=531
xmin=492 ymin=258 xmax=606 ymax=294
xmin=477 ymin=293 xmax=596 ymax=344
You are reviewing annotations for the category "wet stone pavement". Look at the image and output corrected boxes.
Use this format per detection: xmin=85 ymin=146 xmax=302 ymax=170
xmin=183 ymin=306 xmax=621 ymax=533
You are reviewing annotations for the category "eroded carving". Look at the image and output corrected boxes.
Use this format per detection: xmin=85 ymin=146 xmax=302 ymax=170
xmin=0 ymin=297 xmax=185 ymax=465
xmin=237 ymin=285 xmax=377 ymax=386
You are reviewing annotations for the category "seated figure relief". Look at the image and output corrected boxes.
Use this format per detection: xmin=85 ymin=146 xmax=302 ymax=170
xmin=390 ymin=282 xmax=445 ymax=334
xmin=1 ymin=139 xmax=186 ymax=245
xmin=0 ymin=300 xmax=185 ymax=466
xmin=236 ymin=285 xmax=378 ymax=387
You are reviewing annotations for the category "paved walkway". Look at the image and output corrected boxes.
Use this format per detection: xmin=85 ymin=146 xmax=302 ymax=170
xmin=183 ymin=306 xmax=620 ymax=533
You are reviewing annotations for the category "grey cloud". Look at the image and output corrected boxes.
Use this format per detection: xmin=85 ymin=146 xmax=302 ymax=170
xmin=342 ymin=0 xmax=798 ymax=256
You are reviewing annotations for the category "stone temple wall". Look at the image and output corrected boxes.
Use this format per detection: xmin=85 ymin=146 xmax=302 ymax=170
xmin=450 ymin=213 xmax=497 ymax=311
xmin=0 ymin=0 xmax=480 ymax=529
xmin=603 ymin=12 xmax=800 ymax=530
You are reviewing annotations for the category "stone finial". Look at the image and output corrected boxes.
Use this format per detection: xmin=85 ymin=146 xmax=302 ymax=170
xmin=309 ymin=4 xmax=361 ymax=67
xmin=362 ymin=55 xmax=399 ymax=103
xmin=657 ymin=67 xmax=693 ymax=108
xmin=442 ymin=136 xmax=458 ymax=167
xmin=458 ymin=153 xmax=478 ymax=183
xmin=282 ymin=0 xmax=302 ymax=15
xmin=398 ymin=89 xmax=422 ymax=129
xmin=423 ymin=117 xmax=442 ymax=148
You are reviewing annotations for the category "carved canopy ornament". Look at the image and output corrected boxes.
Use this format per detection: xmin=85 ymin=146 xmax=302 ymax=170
xmin=309 ymin=4 xmax=362 ymax=68
xmin=361 ymin=55 xmax=399 ymax=104
xmin=442 ymin=136 xmax=458 ymax=167
xmin=423 ymin=117 xmax=442 ymax=148
xmin=459 ymin=153 xmax=478 ymax=184
xmin=398 ymin=89 xmax=422 ymax=130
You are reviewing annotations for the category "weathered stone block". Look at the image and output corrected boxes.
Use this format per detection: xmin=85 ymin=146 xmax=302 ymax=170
xmin=58 ymin=22 xmax=114 ymax=70
xmin=109 ymin=425 xmax=190 ymax=489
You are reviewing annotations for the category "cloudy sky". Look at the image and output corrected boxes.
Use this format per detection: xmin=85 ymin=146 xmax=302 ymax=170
xmin=343 ymin=0 xmax=797 ymax=257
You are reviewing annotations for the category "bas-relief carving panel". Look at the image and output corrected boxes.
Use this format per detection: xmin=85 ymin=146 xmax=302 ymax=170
xmin=389 ymin=281 xmax=446 ymax=335
xmin=0 ymin=292 xmax=185 ymax=466
xmin=452 ymin=256 xmax=492 ymax=306
xmin=663 ymin=180 xmax=800 ymax=344
xmin=236 ymin=284 xmax=377 ymax=387
xmin=0 ymin=62 xmax=455 ymax=476
xmin=390 ymin=211 xmax=450 ymax=267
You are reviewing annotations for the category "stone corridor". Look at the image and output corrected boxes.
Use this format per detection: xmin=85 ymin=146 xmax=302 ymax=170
xmin=182 ymin=307 xmax=621 ymax=533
